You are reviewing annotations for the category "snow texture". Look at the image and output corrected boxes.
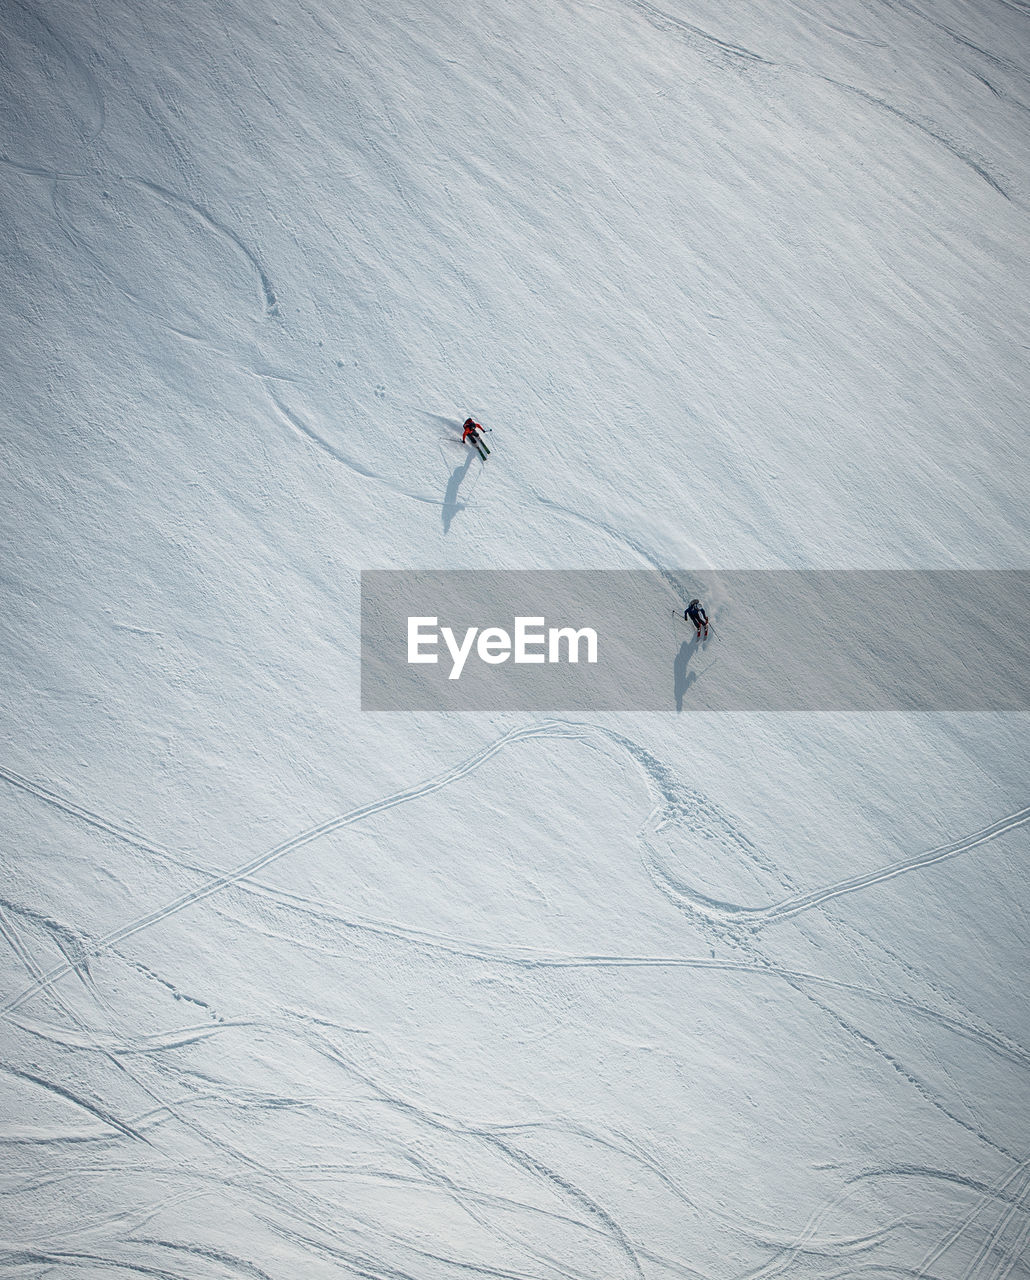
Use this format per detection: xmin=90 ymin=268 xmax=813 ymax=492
xmin=0 ymin=0 xmax=1028 ymax=1275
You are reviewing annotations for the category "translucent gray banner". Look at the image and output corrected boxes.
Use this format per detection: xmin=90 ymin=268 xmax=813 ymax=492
xmin=360 ymin=571 xmax=1030 ymax=711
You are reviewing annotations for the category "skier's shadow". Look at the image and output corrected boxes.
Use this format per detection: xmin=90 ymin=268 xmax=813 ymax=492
xmin=674 ymin=639 xmax=698 ymax=712
xmin=442 ymin=446 xmax=475 ymax=533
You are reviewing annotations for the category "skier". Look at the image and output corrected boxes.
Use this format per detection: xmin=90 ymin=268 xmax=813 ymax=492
xmin=461 ymin=418 xmax=489 ymax=459
xmin=684 ymin=598 xmax=708 ymax=640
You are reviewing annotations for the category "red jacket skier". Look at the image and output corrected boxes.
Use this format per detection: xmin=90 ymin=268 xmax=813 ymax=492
xmin=461 ymin=418 xmax=490 ymax=458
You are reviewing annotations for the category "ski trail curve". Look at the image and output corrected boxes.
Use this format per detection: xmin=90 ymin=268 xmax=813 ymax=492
xmin=132 ymin=179 xmax=279 ymax=318
xmin=265 ymin=383 xmax=456 ymax=509
xmin=647 ymin=803 xmax=1030 ymax=932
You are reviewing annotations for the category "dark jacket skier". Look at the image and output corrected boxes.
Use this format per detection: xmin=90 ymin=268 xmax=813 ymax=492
xmin=685 ymin=598 xmax=708 ymax=638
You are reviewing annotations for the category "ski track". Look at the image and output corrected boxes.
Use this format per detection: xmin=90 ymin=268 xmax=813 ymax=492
xmin=239 ymin=1093 xmax=616 ymax=1280
xmin=132 ymin=179 xmax=279 ymax=319
xmin=10 ymin=1013 xmax=251 ymax=1057
xmin=734 ymin=1167 xmax=915 ymax=1280
xmin=4 ymin=0 xmax=106 ymax=148
xmin=17 ymin=1072 xmax=469 ymax=1280
xmin=6 ymin=721 xmax=1028 ymax=1070
xmin=0 ymin=901 xmax=86 ymax=1027
xmin=141 ymin=995 xmax=645 ymax=1277
xmin=0 ymin=859 xmax=395 ymax=1274
xmin=0 ymin=878 xmax=294 ymax=1258
xmin=70 ymin=1073 xmax=534 ymax=1280
xmin=285 ymin=1024 xmax=906 ymax=1280
xmin=623 ymin=0 xmax=773 ymax=67
xmin=0 ymin=153 xmax=88 ymax=179
xmin=621 ymin=0 xmax=1018 ymax=204
xmin=0 ymin=1248 xmax=191 ymax=1279
xmin=485 ymin=1116 xmax=899 ymax=1265
xmin=0 ymin=898 xmax=211 ymax=1164
xmin=845 ymin=1163 xmax=1030 ymax=1280
xmin=3 ymin=720 xmax=1029 ymax=1273
xmin=954 ymin=1156 xmax=1030 ymax=1280
xmin=884 ymin=0 xmax=1030 ymax=93
xmin=265 ymin=382 xmax=454 ymax=508
xmin=823 ymin=79 xmax=1012 ymax=202
xmin=911 ymin=1152 xmax=1030 ymax=1279
xmin=281 ymin=1105 xmax=612 ymax=1280
xmin=520 ymin=484 xmax=708 ymax=592
xmin=3 ymin=722 xmax=1029 ymax=1075
xmin=212 ymin=874 xmax=1030 ymax=1076
xmin=8 ymin=157 xmax=280 ymax=345
xmin=0 ymin=722 xmax=589 ymax=1015
xmin=127 ymin=1238 xmax=277 ymax=1280
xmin=304 ymin=1027 xmax=647 ymax=1280
xmin=291 ymin=1164 xmax=604 ymax=1280
xmin=4 ymin=703 xmax=1028 ymax=1256
xmin=0 ymin=1062 xmax=144 ymax=1145
xmin=646 ymin=803 xmax=1030 ymax=933
xmin=291 ymin=1163 xmax=717 ymax=1280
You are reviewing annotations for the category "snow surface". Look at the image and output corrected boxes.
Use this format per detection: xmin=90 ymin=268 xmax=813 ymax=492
xmin=1 ymin=0 xmax=1029 ymax=1275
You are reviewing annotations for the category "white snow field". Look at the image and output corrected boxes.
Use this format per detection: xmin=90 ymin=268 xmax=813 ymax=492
xmin=1 ymin=0 xmax=1029 ymax=1275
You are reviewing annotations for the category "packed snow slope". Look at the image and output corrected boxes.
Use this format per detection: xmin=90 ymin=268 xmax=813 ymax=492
xmin=1 ymin=0 xmax=1029 ymax=1276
